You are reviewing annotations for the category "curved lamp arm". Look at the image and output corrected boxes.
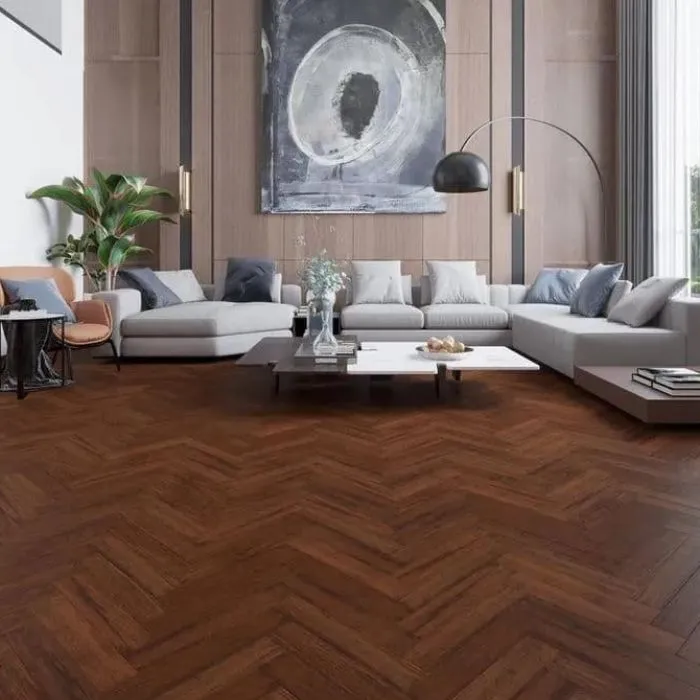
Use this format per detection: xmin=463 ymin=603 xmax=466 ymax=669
xmin=434 ymin=115 xmax=607 ymax=238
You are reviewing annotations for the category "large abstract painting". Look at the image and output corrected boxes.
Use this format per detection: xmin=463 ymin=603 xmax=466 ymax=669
xmin=261 ymin=0 xmax=446 ymax=214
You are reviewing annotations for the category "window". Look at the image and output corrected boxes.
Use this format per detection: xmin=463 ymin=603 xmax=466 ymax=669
xmin=653 ymin=0 xmax=700 ymax=295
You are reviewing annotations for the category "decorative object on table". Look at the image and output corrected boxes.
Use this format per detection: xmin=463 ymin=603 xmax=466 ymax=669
xmin=118 ymin=267 xmax=183 ymax=310
xmin=607 ymin=276 xmax=689 ymax=327
xmin=0 ymin=311 xmax=67 ymax=400
xmin=300 ymin=249 xmax=348 ymax=354
xmin=416 ymin=335 xmax=472 ymax=360
xmin=294 ymin=336 xmax=358 ymax=365
xmin=28 ymin=169 xmax=175 ymax=291
xmin=261 ymin=0 xmax=446 ymax=214
xmin=222 ymin=258 xmax=276 ymax=303
xmin=524 ymin=268 xmax=589 ymax=305
xmin=570 ymin=263 xmax=625 ymax=317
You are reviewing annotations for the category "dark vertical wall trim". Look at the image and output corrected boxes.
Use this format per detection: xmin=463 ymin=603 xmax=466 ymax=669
xmin=511 ymin=0 xmax=525 ymax=283
xmin=180 ymin=0 xmax=193 ymax=269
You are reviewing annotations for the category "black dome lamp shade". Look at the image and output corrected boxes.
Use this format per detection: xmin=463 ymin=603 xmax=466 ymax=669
xmin=431 ymin=116 xmax=606 ymax=234
xmin=433 ymin=152 xmax=490 ymax=193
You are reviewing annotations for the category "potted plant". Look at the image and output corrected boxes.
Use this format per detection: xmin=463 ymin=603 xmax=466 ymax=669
xmin=28 ymin=170 xmax=175 ymax=290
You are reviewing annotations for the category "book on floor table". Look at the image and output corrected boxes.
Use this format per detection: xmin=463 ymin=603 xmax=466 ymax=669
xmin=635 ymin=367 xmax=700 ymax=381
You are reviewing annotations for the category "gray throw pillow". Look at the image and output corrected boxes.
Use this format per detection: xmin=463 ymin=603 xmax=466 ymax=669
xmin=570 ymin=263 xmax=624 ymax=317
xmin=223 ymin=258 xmax=274 ymax=303
xmin=524 ymin=268 xmax=588 ymax=305
xmin=607 ymin=276 xmax=688 ymax=327
xmin=118 ymin=267 xmax=182 ymax=310
xmin=604 ymin=280 xmax=633 ymax=316
xmin=1 ymin=277 xmax=76 ymax=321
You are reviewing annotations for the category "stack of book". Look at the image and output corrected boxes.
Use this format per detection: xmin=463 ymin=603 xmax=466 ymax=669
xmin=632 ymin=367 xmax=700 ymax=397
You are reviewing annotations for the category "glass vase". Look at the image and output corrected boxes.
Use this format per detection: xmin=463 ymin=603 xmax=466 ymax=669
xmin=312 ymin=291 xmax=338 ymax=354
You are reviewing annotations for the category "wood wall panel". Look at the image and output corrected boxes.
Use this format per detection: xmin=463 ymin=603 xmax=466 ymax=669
xmin=206 ymin=0 xmax=504 ymax=290
xmin=524 ymin=0 xmax=616 ymax=281
xmin=86 ymin=0 xmax=160 ymax=61
xmin=213 ymin=54 xmax=285 ymax=261
xmin=85 ymin=0 xmax=173 ymax=268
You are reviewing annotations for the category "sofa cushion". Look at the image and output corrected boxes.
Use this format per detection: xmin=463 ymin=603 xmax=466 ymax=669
xmin=607 ymin=276 xmax=688 ymax=327
xmin=118 ymin=267 xmax=182 ymax=310
xmin=1 ymin=277 xmax=76 ymax=321
xmin=570 ymin=263 xmax=624 ymax=317
xmin=154 ymin=269 xmax=207 ymax=302
xmin=351 ymin=261 xmax=404 ymax=304
xmin=422 ymin=304 xmax=510 ymax=330
xmin=427 ymin=261 xmax=481 ymax=304
xmin=341 ymin=304 xmax=424 ymax=330
xmin=223 ymin=258 xmax=275 ymax=303
xmin=121 ymin=301 xmax=295 ymax=338
xmin=524 ymin=268 xmax=588 ymax=304
xmin=604 ymin=280 xmax=633 ymax=317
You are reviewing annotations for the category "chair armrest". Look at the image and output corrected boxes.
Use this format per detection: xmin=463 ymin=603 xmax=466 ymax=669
xmin=92 ymin=289 xmax=142 ymax=355
xmin=282 ymin=284 xmax=302 ymax=308
xmin=71 ymin=299 xmax=112 ymax=327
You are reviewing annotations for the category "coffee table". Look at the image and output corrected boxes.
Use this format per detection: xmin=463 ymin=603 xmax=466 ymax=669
xmin=238 ymin=339 xmax=539 ymax=397
xmin=575 ymin=366 xmax=700 ymax=424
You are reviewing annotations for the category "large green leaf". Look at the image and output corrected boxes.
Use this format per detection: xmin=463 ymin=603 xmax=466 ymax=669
xmin=122 ymin=175 xmax=147 ymax=193
xmin=118 ymin=209 xmax=176 ymax=235
xmin=122 ymin=244 xmax=151 ymax=259
xmin=92 ymin=169 xmax=113 ymax=209
xmin=97 ymin=234 xmax=119 ymax=269
xmin=27 ymin=185 xmax=99 ymax=220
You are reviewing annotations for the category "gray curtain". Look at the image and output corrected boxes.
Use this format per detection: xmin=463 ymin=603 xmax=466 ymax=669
xmin=617 ymin=0 xmax=654 ymax=285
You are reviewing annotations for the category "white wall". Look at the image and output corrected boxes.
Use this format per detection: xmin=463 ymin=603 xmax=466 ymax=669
xmin=0 ymin=0 xmax=84 ymax=266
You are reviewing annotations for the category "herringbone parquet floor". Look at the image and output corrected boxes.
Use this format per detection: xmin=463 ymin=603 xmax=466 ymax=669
xmin=2 ymin=360 xmax=700 ymax=699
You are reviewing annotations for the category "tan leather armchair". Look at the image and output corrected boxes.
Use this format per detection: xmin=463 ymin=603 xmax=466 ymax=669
xmin=0 ymin=266 xmax=119 ymax=377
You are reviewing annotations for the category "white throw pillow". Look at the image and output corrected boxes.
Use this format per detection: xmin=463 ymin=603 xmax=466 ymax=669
xmin=352 ymin=261 xmax=405 ymax=304
xmin=154 ymin=270 xmax=206 ymax=302
xmin=607 ymin=276 xmax=688 ymax=327
xmin=420 ymin=273 xmax=488 ymax=305
xmin=427 ymin=261 xmax=482 ymax=304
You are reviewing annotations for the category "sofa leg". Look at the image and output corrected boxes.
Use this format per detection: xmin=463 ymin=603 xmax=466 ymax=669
xmin=108 ymin=339 xmax=121 ymax=371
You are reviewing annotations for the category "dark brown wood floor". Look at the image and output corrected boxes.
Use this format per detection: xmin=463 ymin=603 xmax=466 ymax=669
xmin=2 ymin=360 xmax=700 ymax=699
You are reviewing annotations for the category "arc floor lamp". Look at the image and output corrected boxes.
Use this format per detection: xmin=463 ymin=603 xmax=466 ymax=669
xmin=432 ymin=115 xmax=607 ymax=236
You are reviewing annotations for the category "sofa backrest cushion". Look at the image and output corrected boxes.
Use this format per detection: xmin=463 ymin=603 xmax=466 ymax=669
xmin=419 ymin=274 xmax=488 ymax=305
xmin=604 ymin=280 xmax=633 ymax=317
xmin=155 ymin=270 xmax=207 ymax=303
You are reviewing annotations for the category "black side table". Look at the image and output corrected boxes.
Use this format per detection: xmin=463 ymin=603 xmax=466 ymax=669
xmin=0 ymin=312 xmax=68 ymax=400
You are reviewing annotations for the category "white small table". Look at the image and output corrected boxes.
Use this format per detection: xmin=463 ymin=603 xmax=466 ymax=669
xmin=347 ymin=343 xmax=539 ymax=397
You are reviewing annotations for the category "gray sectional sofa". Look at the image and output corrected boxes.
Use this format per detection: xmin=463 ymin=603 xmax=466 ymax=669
xmin=95 ymin=269 xmax=700 ymax=380
xmin=338 ymin=278 xmax=700 ymax=378
xmin=93 ymin=270 xmax=301 ymax=358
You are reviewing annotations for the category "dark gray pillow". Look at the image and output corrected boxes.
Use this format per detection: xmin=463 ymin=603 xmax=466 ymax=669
xmin=118 ymin=267 xmax=182 ymax=310
xmin=1 ymin=277 xmax=76 ymax=321
xmin=222 ymin=258 xmax=274 ymax=303
xmin=524 ymin=268 xmax=588 ymax=304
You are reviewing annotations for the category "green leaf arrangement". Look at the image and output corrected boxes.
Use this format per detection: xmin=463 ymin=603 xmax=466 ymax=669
xmin=28 ymin=169 xmax=175 ymax=290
